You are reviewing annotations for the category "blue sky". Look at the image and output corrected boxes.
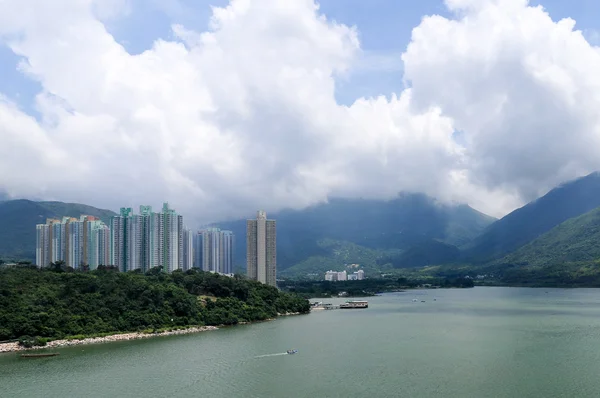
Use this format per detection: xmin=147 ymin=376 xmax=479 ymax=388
xmin=2 ymin=0 xmax=598 ymax=115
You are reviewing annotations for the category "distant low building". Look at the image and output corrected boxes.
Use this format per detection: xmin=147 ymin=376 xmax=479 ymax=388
xmin=324 ymin=269 xmax=364 ymax=281
xmin=325 ymin=270 xmax=337 ymax=281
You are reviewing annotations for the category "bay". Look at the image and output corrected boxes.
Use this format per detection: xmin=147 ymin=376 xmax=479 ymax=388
xmin=3 ymin=287 xmax=600 ymax=397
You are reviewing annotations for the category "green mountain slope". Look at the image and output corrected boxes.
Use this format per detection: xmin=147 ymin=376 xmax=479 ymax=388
xmin=0 ymin=200 xmax=116 ymax=260
xmin=462 ymin=172 xmax=600 ymax=262
xmin=498 ymin=206 xmax=600 ymax=267
xmin=279 ymin=239 xmax=393 ymax=277
xmin=216 ymin=194 xmax=495 ymax=272
xmin=379 ymin=239 xmax=461 ymax=268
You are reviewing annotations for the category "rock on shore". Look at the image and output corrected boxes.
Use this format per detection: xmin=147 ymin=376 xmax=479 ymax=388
xmin=0 ymin=326 xmax=218 ymax=354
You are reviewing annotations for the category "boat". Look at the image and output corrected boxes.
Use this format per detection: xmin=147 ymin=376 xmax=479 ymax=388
xmin=20 ymin=353 xmax=60 ymax=358
xmin=287 ymin=349 xmax=298 ymax=355
xmin=339 ymin=300 xmax=368 ymax=309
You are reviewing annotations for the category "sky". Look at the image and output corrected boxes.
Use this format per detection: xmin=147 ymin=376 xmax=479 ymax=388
xmin=1 ymin=0 xmax=600 ymax=225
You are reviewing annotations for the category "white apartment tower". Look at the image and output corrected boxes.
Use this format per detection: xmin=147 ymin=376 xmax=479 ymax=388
xmin=200 ymin=228 xmax=234 ymax=274
xmin=246 ymin=210 xmax=277 ymax=287
xmin=35 ymin=224 xmax=50 ymax=268
xmin=160 ymin=203 xmax=180 ymax=273
xmin=36 ymin=216 xmax=109 ymax=269
xmin=182 ymin=228 xmax=194 ymax=271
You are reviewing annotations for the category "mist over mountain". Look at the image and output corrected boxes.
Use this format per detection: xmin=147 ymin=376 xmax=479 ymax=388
xmin=216 ymin=193 xmax=495 ymax=271
xmin=462 ymin=172 xmax=600 ymax=262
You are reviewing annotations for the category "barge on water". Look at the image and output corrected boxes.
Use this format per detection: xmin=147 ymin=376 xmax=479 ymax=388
xmin=339 ymin=300 xmax=368 ymax=309
xmin=20 ymin=353 xmax=60 ymax=358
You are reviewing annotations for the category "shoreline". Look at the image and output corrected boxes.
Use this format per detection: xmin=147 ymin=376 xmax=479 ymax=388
xmin=0 ymin=312 xmax=307 ymax=354
xmin=0 ymin=326 xmax=219 ymax=354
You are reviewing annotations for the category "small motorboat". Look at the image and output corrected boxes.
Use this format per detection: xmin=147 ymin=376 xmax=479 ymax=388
xmin=286 ymin=349 xmax=298 ymax=355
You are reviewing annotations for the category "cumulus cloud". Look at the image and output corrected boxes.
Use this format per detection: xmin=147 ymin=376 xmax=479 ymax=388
xmin=404 ymin=0 xmax=600 ymax=203
xmin=0 ymin=0 xmax=597 ymax=223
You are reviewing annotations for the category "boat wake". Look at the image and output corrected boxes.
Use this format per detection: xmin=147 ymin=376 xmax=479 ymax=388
xmin=254 ymin=352 xmax=289 ymax=358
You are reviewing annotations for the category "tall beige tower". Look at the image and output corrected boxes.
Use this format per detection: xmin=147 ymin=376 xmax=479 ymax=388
xmin=246 ymin=210 xmax=277 ymax=287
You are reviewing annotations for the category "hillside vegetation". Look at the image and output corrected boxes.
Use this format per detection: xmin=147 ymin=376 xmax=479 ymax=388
xmin=498 ymin=207 xmax=600 ymax=267
xmin=0 ymin=266 xmax=310 ymax=342
xmin=463 ymin=172 xmax=600 ymax=261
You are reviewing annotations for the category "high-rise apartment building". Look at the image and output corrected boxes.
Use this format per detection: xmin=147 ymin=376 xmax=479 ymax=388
xmin=140 ymin=205 xmax=161 ymax=271
xmin=36 ymin=215 xmax=110 ymax=269
xmin=110 ymin=208 xmax=134 ymax=272
xmin=67 ymin=218 xmax=83 ymax=268
xmin=182 ymin=228 xmax=193 ymax=271
xmin=193 ymin=232 xmax=203 ymax=270
xmin=50 ymin=219 xmax=66 ymax=263
xmin=36 ymin=203 xmax=192 ymax=273
xmin=160 ymin=203 xmax=180 ymax=273
xmin=221 ymin=230 xmax=234 ymax=274
xmin=109 ymin=203 xmax=191 ymax=273
xmin=246 ymin=210 xmax=276 ymax=287
xmin=200 ymin=228 xmax=234 ymax=274
xmin=35 ymin=223 xmax=50 ymax=268
xmin=94 ymin=222 xmax=111 ymax=267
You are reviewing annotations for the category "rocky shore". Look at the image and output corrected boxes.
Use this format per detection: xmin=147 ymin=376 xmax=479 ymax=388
xmin=0 ymin=326 xmax=218 ymax=354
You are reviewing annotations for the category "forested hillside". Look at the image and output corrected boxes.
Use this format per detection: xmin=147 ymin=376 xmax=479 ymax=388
xmin=0 ymin=266 xmax=310 ymax=342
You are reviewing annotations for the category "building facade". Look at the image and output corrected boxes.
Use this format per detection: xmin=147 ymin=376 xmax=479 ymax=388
xmin=246 ymin=210 xmax=276 ymax=287
xmin=36 ymin=216 xmax=110 ymax=269
xmin=109 ymin=203 xmax=190 ymax=273
xmin=35 ymin=224 xmax=50 ymax=268
xmin=35 ymin=203 xmax=193 ymax=273
xmin=183 ymin=228 xmax=193 ymax=271
xmin=200 ymin=227 xmax=234 ymax=274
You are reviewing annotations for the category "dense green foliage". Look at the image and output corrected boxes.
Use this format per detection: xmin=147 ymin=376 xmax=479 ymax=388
xmin=217 ymin=194 xmax=495 ymax=270
xmin=281 ymin=276 xmax=474 ymax=298
xmin=496 ymin=262 xmax=600 ymax=287
xmin=498 ymin=207 xmax=600 ymax=266
xmin=0 ymin=199 xmax=116 ymax=260
xmin=463 ymin=172 xmax=600 ymax=261
xmin=0 ymin=266 xmax=309 ymax=341
xmin=377 ymin=239 xmax=460 ymax=268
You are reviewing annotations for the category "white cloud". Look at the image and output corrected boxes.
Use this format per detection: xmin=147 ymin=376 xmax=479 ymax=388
xmin=404 ymin=0 xmax=600 ymax=205
xmin=0 ymin=0 xmax=598 ymax=223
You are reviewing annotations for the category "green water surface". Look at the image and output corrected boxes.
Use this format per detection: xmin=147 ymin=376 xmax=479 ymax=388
xmin=3 ymin=287 xmax=600 ymax=398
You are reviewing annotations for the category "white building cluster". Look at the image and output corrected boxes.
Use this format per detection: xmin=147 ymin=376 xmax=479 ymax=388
xmin=36 ymin=203 xmax=234 ymax=275
xmin=109 ymin=203 xmax=192 ymax=272
xmin=325 ymin=269 xmax=364 ymax=281
xmin=35 ymin=215 xmax=110 ymax=270
xmin=196 ymin=227 xmax=235 ymax=275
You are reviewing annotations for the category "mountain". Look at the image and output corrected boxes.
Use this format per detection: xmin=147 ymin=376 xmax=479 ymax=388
xmin=498 ymin=206 xmax=600 ymax=267
xmin=378 ymin=239 xmax=461 ymax=268
xmin=0 ymin=200 xmax=116 ymax=260
xmin=462 ymin=172 xmax=600 ymax=262
xmin=216 ymin=193 xmax=496 ymax=273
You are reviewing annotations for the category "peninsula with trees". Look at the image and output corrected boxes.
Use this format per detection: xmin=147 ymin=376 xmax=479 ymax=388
xmin=0 ymin=265 xmax=310 ymax=350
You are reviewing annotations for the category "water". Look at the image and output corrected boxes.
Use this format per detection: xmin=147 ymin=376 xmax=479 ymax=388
xmin=3 ymin=287 xmax=600 ymax=397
